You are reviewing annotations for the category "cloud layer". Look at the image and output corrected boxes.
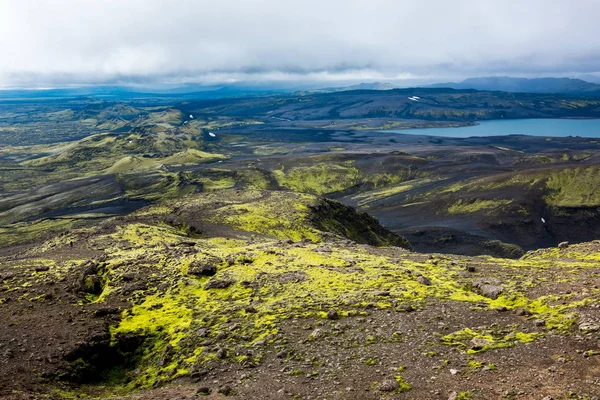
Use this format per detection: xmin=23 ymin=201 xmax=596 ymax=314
xmin=2 ymin=0 xmax=600 ymax=87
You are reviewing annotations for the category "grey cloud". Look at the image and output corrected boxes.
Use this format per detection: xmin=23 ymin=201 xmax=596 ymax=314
xmin=1 ymin=0 xmax=600 ymax=87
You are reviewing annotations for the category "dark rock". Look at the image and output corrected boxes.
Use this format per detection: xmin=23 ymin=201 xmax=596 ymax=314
xmin=196 ymin=386 xmax=211 ymax=395
xmin=215 ymin=332 xmax=228 ymax=340
xmin=315 ymin=246 xmax=332 ymax=253
xmin=244 ymin=305 xmax=258 ymax=313
xmin=191 ymin=368 xmax=208 ymax=380
xmin=35 ymin=265 xmax=50 ymax=272
xmin=94 ymin=307 xmax=119 ymax=317
xmin=216 ymin=348 xmax=228 ymax=359
xmin=82 ymin=275 xmax=104 ymax=295
xmin=196 ymin=328 xmax=209 ymax=337
xmin=122 ymin=282 xmax=147 ymax=295
xmin=558 ymin=241 xmax=569 ymax=249
xmin=514 ymin=308 xmax=531 ymax=316
xmin=217 ymin=385 xmax=234 ymax=396
xmin=326 ymin=310 xmax=339 ymax=320
xmin=277 ymin=271 xmax=307 ymax=284
xmin=188 ymin=261 xmax=217 ymax=277
xmin=416 ymin=276 xmax=431 ymax=286
xmin=465 ymin=265 xmax=476 ymax=273
xmin=122 ymin=273 xmax=135 ymax=282
xmin=276 ymin=349 xmax=291 ymax=359
xmin=205 ymin=279 xmax=234 ymax=290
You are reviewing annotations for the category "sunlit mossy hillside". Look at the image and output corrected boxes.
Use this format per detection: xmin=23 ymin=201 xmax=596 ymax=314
xmin=409 ymin=165 xmax=600 ymax=213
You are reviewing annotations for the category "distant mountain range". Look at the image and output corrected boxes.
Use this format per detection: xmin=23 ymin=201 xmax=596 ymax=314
xmin=3 ymin=76 xmax=600 ymax=100
xmin=312 ymin=77 xmax=600 ymax=96
xmin=0 ymin=84 xmax=282 ymax=100
xmin=427 ymin=76 xmax=600 ymax=95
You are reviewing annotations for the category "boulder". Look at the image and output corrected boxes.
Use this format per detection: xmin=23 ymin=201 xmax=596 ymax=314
xmin=204 ymin=278 xmax=234 ymax=290
xmin=188 ymin=261 xmax=217 ymax=277
xmin=416 ymin=276 xmax=432 ymax=286
xmin=379 ymin=379 xmax=400 ymax=392
xmin=473 ymin=280 xmax=503 ymax=299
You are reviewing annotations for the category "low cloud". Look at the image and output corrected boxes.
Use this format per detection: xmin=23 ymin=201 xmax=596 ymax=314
xmin=2 ymin=0 xmax=600 ymax=87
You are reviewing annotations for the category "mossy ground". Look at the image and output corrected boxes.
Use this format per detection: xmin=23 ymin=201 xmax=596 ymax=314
xmin=3 ymin=100 xmax=600 ymax=398
xmin=1 ymin=190 xmax=600 ymax=399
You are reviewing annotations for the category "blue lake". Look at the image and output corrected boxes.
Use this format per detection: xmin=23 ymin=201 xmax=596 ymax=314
xmin=384 ymin=118 xmax=600 ymax=138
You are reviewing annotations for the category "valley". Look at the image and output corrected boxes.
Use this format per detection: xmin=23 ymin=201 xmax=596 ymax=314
xmin=1 ymin=88 xmax=600 ymax=399
xmin=2 ymin=90 xmax=600 ymax=256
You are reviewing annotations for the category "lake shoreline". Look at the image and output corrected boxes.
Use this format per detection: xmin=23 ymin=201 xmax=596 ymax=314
xmin=380 ymin=118 xmax=600 ymax=138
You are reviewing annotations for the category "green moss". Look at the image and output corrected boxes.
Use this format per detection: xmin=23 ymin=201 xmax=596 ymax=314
xmin=393 ymin=375 xmax=412 ymax=393
xmin=352 ymin=178 xmax=439 ymax=208
xmin=12 ymin=191 xmax=600 ymax=392
xmin=274 ymin=163 xmax=361 ymax=195
xmin=442 ymin=326 xmax=543 ymax=354
xmin=545 ymin=166 xmax=600 ymax=207
xmin=111 ymin=294 xmax=192 ymax=346
xmin=468 ymin=361 xmax=483 ymax=370
xmin=446 ymin=199 xmax=512 ymax=215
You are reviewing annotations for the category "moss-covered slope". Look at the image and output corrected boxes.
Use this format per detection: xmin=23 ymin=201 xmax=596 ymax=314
xmin=1 ymin=190 xmax=599 ymax=399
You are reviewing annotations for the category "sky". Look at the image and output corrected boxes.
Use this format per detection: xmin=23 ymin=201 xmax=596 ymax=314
xmin=1 ymin=0 xmax=600 ymax=88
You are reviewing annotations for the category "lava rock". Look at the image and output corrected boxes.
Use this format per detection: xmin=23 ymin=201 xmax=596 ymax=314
xmin=217 ymin=385 xmax=234 ymax=396
xmin=326 ymin=310 xmax=339 ymax=320
xmin=188 ymin=261 xmax=217 ymax=277
xmin=470 ymin=337 xmax=491 ymax=351
xmin=216 ymin=348 xmax=228 ymax=359
xmin=204 ymin=278 xmax=234 ymax=290
xmin=196 ymin=386 xmax=211 ymax=395
xmin=416 ymin=276 xmax=432 ymax=286
xmin=579 ymin=322 xmax=600 ymax=333
xmin=475 ymin=283 xmax=503 ymax=300
xmin=82 ymin=275 xmax=104 ymax=295
xmin=94 ymin=307 xmax=119 ymax=317
xmin=379 ymin=379 xmax=400 ymax=392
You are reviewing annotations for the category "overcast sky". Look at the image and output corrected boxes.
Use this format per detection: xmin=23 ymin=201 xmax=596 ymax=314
xmin=1 ymin=0 xmax=600 ymax=88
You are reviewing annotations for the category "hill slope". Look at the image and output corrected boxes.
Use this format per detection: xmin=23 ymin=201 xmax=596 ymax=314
xmin=0 ymin=190 xmax=599 ymax=399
